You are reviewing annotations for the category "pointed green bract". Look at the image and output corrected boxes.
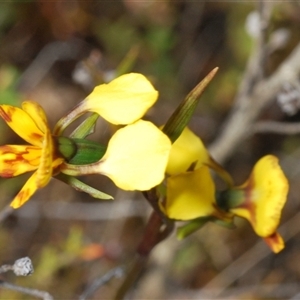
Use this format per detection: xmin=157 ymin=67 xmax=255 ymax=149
xmin=163 ymin=68 xmax=218 ymax=143
xmin=70 ymin=113 xmax=99 ymax=139
xmin=116 ymin=45 xmax=140 ymax=77
xmin=57 ymin=174 xmax=113 ymax=200
xmin=177 ymin=217 xmax=210 ymax=240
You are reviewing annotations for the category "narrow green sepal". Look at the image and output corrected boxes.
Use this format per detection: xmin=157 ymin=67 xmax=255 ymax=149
xmin=177 ymin=217 xmax=210 ymax=240
xmin=57 ymin=137 xmax=77 ymax=161
xmin=163 ymin=68 xmax=218 ymax=143
xmin=69 ymin=138 xmax=106 ymax=165
xmin=70 ymin=113 xmax=99 ymax=139
xmin=57 ymin=136 xmax=106 ymax=165
xmin=56 ymin=174 xmax=113 ymax=200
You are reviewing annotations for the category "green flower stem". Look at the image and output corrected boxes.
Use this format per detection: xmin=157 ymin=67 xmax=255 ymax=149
xmin=60 ymin=162 xmax=102 ymax=176
xmin=54 ymin=104 xmax=86 ymax=135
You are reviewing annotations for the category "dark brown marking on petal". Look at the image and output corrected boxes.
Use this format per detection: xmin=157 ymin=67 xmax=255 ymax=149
xmin=212 ymin=203 xmax=233 ymax=221
xmin=264 ymin=232 xmax=283 ymax=253
xmin=30 ymin=132 xmax=44 ymax=140
xmin=236 ymin=173 xmax=256 ymax=224
xmin=15 ymin=188 xmax=30 ymax=207
xmin=238 ymin=175 xmax=257 ymax=225
xmin=0 ymin=145 xmax=40 ymax=177
xmin=0 ymin=106 xmax=13 ymax=122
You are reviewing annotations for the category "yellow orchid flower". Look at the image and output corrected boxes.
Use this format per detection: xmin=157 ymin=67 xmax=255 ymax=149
xmin=228 ymin=155 xmax=289 ymax=253
xmin=56 ymin=73 xmax=171 ymax=192
xmin=164 ymin=165 xmax=218 ymax=220
xmin=166 ymin=127 xmax=233 ymax=186
xmin=166 ymin=127 xmax=208 ymax=175
xmin=161 ymin=127 xmax=233 ymax=222
xmin=0 ymin=101 xmax=64 ymax=209
xmin=62 ymin=120 xmax=172 ymax=191
xmin=54 ymin=73 xmax=159 ymax=135
xmin=162 ymin=164 xmax=232 ymax=226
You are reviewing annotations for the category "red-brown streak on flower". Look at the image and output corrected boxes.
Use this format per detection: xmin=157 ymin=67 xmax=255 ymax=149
xmin=264 ymin=232 xmax=282 ymax=250
xmin=52 ymin=164 xmax=62 ymax=176
xmin=52 ymin=137 xmax=63 ymax=161
xmin=29 ymin=132 xmax=44 ymax=141
xmin=0 ymin=145 xmax=40 ymax=177
xmin=14 ymin=188 xmax=30 ymax=208
xmin=238 ymin=175 xmax=257 ymax=226
xmin=212 ymin=203 xmax=230 ymax=219
xmin=0 ymin=106 xmax=13 ymax=122
xmin=53 ymin=101 xmax=84 ymax=135
xmin=0 ymin=168 xmax=16 ymax=177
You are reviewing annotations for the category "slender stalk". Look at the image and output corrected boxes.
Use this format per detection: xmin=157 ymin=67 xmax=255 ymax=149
xmin=113 ymin=255 xmax=147 ymax=300
xmin=114 ymin=211 xmax=174 ymax=300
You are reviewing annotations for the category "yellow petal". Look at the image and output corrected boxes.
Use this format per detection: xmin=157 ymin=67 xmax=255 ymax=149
xmin=166 ymin=127 xmax=233 ymax=187
xmin=22 ymin=101 xmax=49 ymax=134
xmin=96 ymin=120 xmax=171 ymax=190
xmin=54 ymin=73 xmax=159 ymax=134
xmin=165 ymin=166 xmax=216 ymax=220
xmin=0 ymin=145 xmax=41 ymax=177
xmin=35 ymin=129 xmax=54 ymax=188
xmin=264 ymin=232 xmax=285 ymax=253
xmin=86 ymin=73 xmax=158 ymax=124
xmin=10 ymin=172 xmax=39 ymax=209
xmin=230 ymin=155 xmax=289 ymax=237
xmin=0 ymin=105 xmax=44 ymax=147
xmin=166 ymin=127 xmax=210 ymax=175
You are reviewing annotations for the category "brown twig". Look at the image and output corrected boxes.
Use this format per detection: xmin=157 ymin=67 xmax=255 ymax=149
xmin=253 ymin=121 xmax=300 ymax=135
xmin=79 ymin=267 xmax=124 ymax=300
xmin=207 ymin=2 xmax=300 ymax=163
xmin=257 ymin=0 xmax=272 ymax=79
xmin=209 ymin=41 xmax=300 ymax=163
xmin=0 ymin=280 xmax=53 ymax=300
xmin=0 ymin=257 xmax=52 ymax=300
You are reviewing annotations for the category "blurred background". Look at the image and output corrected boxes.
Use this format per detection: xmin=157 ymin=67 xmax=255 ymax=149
xmin=0 ymin=1 xmax=300 ymax=299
